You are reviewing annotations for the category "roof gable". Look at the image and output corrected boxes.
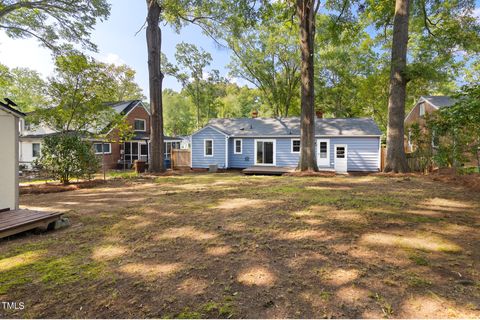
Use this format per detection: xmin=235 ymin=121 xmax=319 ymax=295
xmin=420 ymin=95 xmax=456 ymax=109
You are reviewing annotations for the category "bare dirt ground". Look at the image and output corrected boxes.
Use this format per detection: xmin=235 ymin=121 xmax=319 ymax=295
xmin=1 ymin=173 xmax=479 ymax=318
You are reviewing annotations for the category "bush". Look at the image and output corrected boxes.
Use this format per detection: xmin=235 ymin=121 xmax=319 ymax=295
xmin=40 ymin=134 xmax=99 ymax=184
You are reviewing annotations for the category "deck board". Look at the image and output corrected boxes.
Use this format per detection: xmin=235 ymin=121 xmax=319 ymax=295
xmin=0 ymin=209 xmax=63 ymax=238
xmin=242 ymin=166 xmax=295 ymax=175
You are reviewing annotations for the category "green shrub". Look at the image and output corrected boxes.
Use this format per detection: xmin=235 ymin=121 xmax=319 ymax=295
xmin=40 ymin=134 xmax=99 ymax=184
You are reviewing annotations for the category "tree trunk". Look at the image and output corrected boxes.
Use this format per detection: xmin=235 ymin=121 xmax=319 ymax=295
xmin=384 ymin=0 xmax=410 ymax=173
xmin=297 ymin=0 xmax=318 ymax=172
xmin=146 ymin=0 xmax=165 ymax=173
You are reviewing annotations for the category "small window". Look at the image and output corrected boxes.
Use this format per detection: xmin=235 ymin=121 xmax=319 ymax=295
xmin=336 ymin=147 xmax=346 ymax=159
xmin=204 ymin=139 xmax=213 ymax=157
xmin=234 ymin=139 xmax=242 ymax=154
xmin=94 ymin=143 xmax=111 ymax=154
xmin=432 ymin=130 xmax=439 ymax=148
xmin=134 ymin=119 xmax=146 ymax=131
xmin=141 ymin=144 xmax=148 ymax=156
xmin=319 ymin=142 xmax=328 ymax=158
xmin=291 ymin=139 xmax=300 ymax=153
xmin=419 ymin=103 xmax=425 ymax=117
xmin=32 ymin=143 xmax=41 ymax=157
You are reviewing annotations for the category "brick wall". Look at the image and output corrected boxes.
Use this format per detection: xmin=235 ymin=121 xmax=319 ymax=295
xmin=95 ymin=104 xmax=151 ymax=169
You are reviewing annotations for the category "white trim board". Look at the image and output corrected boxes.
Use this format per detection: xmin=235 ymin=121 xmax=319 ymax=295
xmin=191 ymin=125 xmax=229 ymax=138
xmin=291 ymin=138 xmax=300 ymax=154
xmin=234 ymin=138 xmax=243 ymax=154
xmin=253 ymin=139 xmax=276 ymax=166
xmin=204 ymin=139 xmax=214 ymax=157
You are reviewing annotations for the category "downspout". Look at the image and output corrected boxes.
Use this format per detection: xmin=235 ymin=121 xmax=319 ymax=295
xmin=225 ymin=136 xmax=229 ymax=169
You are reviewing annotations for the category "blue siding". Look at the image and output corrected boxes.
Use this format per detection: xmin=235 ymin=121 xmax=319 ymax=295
xmin=193 ymin=130 xmax=380 ymax=172
xmin=329 ymin=137 xmax=380 ymax=172
xmin=191 ymin=127 xmax=227 ymax=168
xmin=276 ymin=138 xmax=300 ymax=166
xmin=228 ymin=138 xmax=255 ymax=168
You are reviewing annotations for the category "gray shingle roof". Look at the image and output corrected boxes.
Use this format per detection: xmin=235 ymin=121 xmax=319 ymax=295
xmin=420 ymin=96 xmax=456 ymax=108
xmin=206 ymin=117 xmax=382 ymax=137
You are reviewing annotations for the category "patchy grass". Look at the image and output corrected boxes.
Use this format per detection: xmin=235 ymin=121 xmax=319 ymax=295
xmin=1 ymin=173 xmax=479 ymax=318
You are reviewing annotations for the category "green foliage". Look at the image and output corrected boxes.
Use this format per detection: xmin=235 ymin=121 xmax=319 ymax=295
xmin=40 ymin=134 xmax=99 ymax=184
xmin=163 ymin=89 xmax=195 ymax=136
xmin=30 ymin=53 xmax=119 ymax=133
xmin=168 ymin=42 xmax=229 ymax=128
xmin=0 ymin=0 xmax=110 ymax=51
xmin=104 ymin=64 xmax=146 ymax=101
xmin=226 ymin=2 xmax=301 ymax=117
xmin=430 ymin=84 xmax=480 ymax=170
xmin=0 ymin=64 xmax=48 ymax=112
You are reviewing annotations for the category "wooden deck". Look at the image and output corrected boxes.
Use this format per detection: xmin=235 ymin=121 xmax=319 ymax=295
xmin=0 ymin=209 xmax=63 ymax=239
xmin=242 ymin=166 xmax=295 ymax=175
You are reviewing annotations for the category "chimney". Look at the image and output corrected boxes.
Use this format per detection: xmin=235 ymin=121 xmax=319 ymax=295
xmin=316 ymin=110 xmax=324 ymax=118
xmin=252 ymin=110 xmax=258 ymax=118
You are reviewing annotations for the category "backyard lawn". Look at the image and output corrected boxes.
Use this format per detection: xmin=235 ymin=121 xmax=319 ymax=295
xmin=1 ymin=173 xmax=479 ymax=318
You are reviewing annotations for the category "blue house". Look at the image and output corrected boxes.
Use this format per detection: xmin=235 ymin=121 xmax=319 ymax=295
xmin=190 ymin=117 xmax=382 ymax=173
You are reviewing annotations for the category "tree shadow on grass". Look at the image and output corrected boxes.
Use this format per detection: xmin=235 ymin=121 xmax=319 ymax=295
xmin=2 ymin=173 xmax=479 ymax=318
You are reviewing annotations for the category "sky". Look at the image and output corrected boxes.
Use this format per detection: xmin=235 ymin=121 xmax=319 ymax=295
xmin=0 ymin=0 xmax=479 ymax=98
xmin=0 ymin=0 xmax=234 ymax=96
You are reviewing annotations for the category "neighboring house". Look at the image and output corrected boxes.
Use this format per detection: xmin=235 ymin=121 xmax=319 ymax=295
xmin=0 ymin=102 xmax=25 ymax=210
xmin=190 ymin=116 xmax=382 ymax=173
xmin=19 ymin=100 xmax=185 ymax=169
xmin=404 ymin=95 xmax=456 ymax=152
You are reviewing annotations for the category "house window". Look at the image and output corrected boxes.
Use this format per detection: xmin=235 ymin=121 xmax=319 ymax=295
xmin=419 ymin=103 xmax=425 ymax=117
xmin=291 ymin=139 xmax=301 ymax=153
xmin=319 ymin=141 xmax=328 ymax=159
xmin=94 ymin=143 xmax=111 ymax=154
xmin=164 ymin=141 xmax=181 ymax=160
xmin=408 ymin=130 xmax=413 ymax=148
xmin=234 ymin=139 xmax=242 ymax=154
xmin=32 ymin=143 xmax=41 ymax=158
xmin=204 ymin=139 xmax=213 ymax=157
xmin=134 ymin=119 xmax=146 ymax=131
xmin=431 ymin=130 xmax=439 ymax=148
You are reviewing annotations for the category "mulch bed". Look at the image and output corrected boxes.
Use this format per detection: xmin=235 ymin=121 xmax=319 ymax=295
xmin=430 ymin=172 xmax=480 ymax=192
xmin=20 ymin=180 xmax=107 ymax=195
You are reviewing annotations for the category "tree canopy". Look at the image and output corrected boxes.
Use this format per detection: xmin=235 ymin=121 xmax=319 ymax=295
xmin=0 ymin=0 xmax=110 ymax=51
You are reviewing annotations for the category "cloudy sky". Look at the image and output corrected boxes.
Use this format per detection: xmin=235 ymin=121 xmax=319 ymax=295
xmin=0 ymin=0 xmax=234 ymax=96
xmin=0 ymin=0 xmax=479 ymax=98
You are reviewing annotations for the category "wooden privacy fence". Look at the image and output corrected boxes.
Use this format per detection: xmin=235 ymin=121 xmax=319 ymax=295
xmin=380 ymin=146 xmax=386 ymax=171
xmin=171 ymin=149 xmax=191 ymax=169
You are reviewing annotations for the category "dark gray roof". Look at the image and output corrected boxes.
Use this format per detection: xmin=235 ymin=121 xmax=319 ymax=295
xmin=206 ymin=117 xmax=382 ymax=137
xmin=0 ymin=104 xmax=25 ymax=118
xmin=420 ymin=96 xmax=456 ymax=108
xmin=107 ymin=100 xmax=147 ymax=115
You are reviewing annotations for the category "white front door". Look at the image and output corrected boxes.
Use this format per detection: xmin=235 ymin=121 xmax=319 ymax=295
xmin=334 ymin=144 xmax=348 ymax=173
xmin=316 ymin=139 xmax=330 ymax=167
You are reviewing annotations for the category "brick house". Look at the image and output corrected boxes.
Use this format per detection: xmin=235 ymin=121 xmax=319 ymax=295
xmin=20 ymin=100 xmax=184 ymax=169
xmin=404 ymin=96 xmax=456 ymax=152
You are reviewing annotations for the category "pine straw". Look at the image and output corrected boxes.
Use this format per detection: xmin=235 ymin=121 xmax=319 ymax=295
xmin=20 ymin=180 xmax=107 ymax=195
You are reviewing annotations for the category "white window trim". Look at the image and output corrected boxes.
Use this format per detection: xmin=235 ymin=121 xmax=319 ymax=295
xmin=94 ymin=143 xmax=111 ymax=155
xmin=234 ymin=139 xmax=242 ymax=154
xmin=316 ymin=139 xmax=330 ymax=166
xmin=32 ymin=143 xmax=41 ymax=158
xmin=419 ymin=103 xmax=425 ymax=117
xmin=134 ymin=118 xmax=146 ymax=132
xmin=254 ymin=139 xmax=276 ymax=166
xmin=291 ymin=138 xmax=301 ymax=154
xmin=204 ymin=139 xmax=214 ymax=157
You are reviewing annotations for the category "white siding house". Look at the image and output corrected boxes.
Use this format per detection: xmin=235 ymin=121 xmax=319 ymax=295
xmin=0 ymin=104 xmax=25 ymax=210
